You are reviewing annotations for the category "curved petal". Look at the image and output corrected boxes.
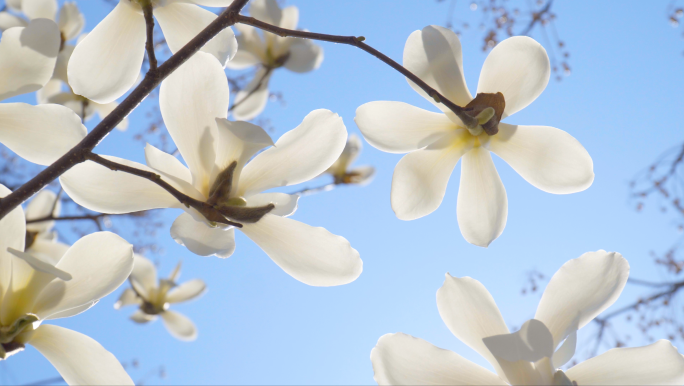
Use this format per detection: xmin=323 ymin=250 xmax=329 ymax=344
xmin=60 ymin=156 xmax=182 ymax=214
xmin=28 ymin=239 xmax=70 ymax=264
xmin=225 ymin=24 xmax=265 ymax=70
xmin=36 ymin=78 xmax=62 ymax=104
xmin=241 ymin=214 xmax=362 ymax=286
xmin=238 ymin=109 xmax=347 ymax=195
xmin=0 ymin=103 xmax=86 ymax=166
xmin=355 ymin=101 xmax=455 ymax=153
xmin=154 ymin=3 xmax=237 ymax=66
xmin=477 ymin=36 xmax=550 ymax=118
xmin=46 ymin=301 xmax=97 ymax=320
xmin=231 ymin=66 xmax=272 ymax=121
xmin=0 ymin=12 xmax=28 ymax=31
xmin=284 ymin=39 xmax=323 ymax=73
xmin=245 ymin=193 xmax=298 ymax=217
xmin=52 ymin=44 xmax=73 ymax=84
xmin=403 ymin=25 xmax=472 ymax=110
xmin=161 ymin=310 xmax=197 ymax=341
xmin=457 ymin=147 xmax=507 ymax=248
xmin=213 ymin=118 xmax=274 ymax=185
xmin=160 ymin=52 xmax=229 ymax=195
xmin=0 ymin=185 xmax=25 ymax=300
xmin=29 ymin=325 xmax=133 ymax=385
xmin=534 ymin=251 xmax=629 ymax=347
xmin=391 ymin=130 xmax=473 ymax=221
xmin=0 ymin=19 xmax=60 ymax=101
xmin=21 ymin=0 xmax=58 ymax=20
xmin=5 ymin=0 xmax=21 ymax=12
xmin=329 ymin=134 xmax=362 ymax=175
xmin=170 ymin=213 xmax=236 ymax=258
xmin=67 ymin=1 xmax=145 ymax=103
xmin=25 ymin=189 xmax=60 ymax=234
xmin=144 ymin=143 xmax=193 ymax=185
xmin=114 ymin=288 xmax=141 ymax=309
xmin=166 ymin=279 xmax=206 ymax=304
xmin=371 ymin=333 xmax=507 ymax=386
xmin=437 ymin=274 xmax=509 ymax=376
xmin=131 ymin=254 xmax=157 ymax=299
xmin=58 ymin=1 xmax=84 ymax=41
xmin=347 ymin=166 xmax=376 ymax=185
xmin=490 ymin=123 xmax=594 ymax=194
xmin=250 ymin=0 xmax=282 ymax=25
xmin=565 ymin=340 xmax=684 ymax=385
xmin=482 ymin=319 xmax=554 ymax=363
xmin=130 ymin=309 xmax=157 ymax=323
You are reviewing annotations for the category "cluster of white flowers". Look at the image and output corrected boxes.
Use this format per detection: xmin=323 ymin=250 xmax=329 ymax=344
xmin=0 ymin=0 xmax=682 ymax=384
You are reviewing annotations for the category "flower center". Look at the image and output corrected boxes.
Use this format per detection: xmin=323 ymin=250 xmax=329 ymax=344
xmin=0 ymin=314 xmax=38 ymax=360
xmin=463 ymin=92 xmax=506 ymax=136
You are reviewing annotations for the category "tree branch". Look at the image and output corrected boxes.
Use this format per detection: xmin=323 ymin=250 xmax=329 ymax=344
xmin=235 ymin=14 xmax=481 ymax=130
xmin=0 ymin=0 xmax=252 ymax=220
xmin=228 ymin=66 xmax=273 ymax=112
xmin=84 ymin=153 xmax=242 ymax=228
xmin=142 ymin=1 xmax=158 ymax=72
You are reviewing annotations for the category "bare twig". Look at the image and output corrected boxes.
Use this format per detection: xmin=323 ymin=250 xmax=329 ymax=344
xmin=142 ymin=1 xmax=158 ymax=72
xmin=228 ymin=66 xmax=273 ymax=112
xmin=0 ymin=0 xmax=251 ymax=220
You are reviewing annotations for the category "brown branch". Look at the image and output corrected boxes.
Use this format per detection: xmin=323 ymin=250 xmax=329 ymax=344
xmin=0 ymin=0 xmax=251 ymax=220
xmin=228 ymin=66 xmax=273 ymax=112
xmin=142 ymin=1 xmax=158 ymax=72
xmin=235 ymin=15 xmax=480 ymax=130
xmin=84 ymin=153 xmax=242 ymax=228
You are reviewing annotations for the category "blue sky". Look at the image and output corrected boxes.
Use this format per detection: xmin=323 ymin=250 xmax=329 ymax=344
xmin=3 ymin=0 xmax=684 ymax=384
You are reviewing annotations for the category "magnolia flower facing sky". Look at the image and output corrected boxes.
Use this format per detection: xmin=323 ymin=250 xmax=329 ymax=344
xmin=356 ymin=26 xmax=594 ymax=247
xmin=67 ymin=0 xmax=239 ymax=104
xmin=326 ymin=134 xmax=375 ymax=186
xmin=115 ymin=255 xmax=206 ymax=341
xmin=0 ymin=184 xmax=134 ymax=385
xmin=61 ymin=52 xmax=362 ymax=287
xmin=0 ymin=18 xmax=87 ymax=166
xmin=371 ymin=250 xmax=684 ymax=385
xmin=226 ymin=0 xmax=324 ymax=120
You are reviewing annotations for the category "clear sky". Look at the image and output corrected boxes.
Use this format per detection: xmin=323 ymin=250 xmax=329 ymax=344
xmin=3 ymin=0 xmax=684 ymax=384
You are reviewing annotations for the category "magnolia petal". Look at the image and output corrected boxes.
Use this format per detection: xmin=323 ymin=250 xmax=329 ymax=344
xmin=238 ymin=109 xmax=347 ymax=196
xmin=0 ymin=12 xmax=27 ymax=30
xmin=52 ymin=44 xmax=73 ymax=83
xmin=0 ymin=19 xmax=59 ymax=101
xmin=403 ymin=25 xmax=472 ymax=110
xmin=92 ymin=101 xmax=128 ymax=131
xmin=187 ymin=0 xmax=238 ymax=6
xmin=0 ymin=103 xmax=86 ymax=166
xmin=29 ymin=325 xmax=134 ymax=385
xmin=284 ymin=39 xmax=323 ymax=73
xmin=46 ymin=301 xmax=97 ymax=320
xmin=130 ymin=309 xmax=157 ymax=324
xmin=371 ymin=333 xmax=507 ymax=386
xmin=58 ymin=1 xmax=85 ymax=41
xmin=144 ymin=143 xmax=193 ymax=185
xmin=36 ymin=79 xmax=62 ymax=104
xmin=28 ymin=239 xmax=70 ymax=264
xmin=226 ymin=24 xmax=265 ymax=70
xmin=245 ymin=193 xmax=299 ymax=217
xmin=477 ymin=36 xmax=550 ymax=118
xmin=33 ymin=232 xmax=134 ymax=319
xmin=160 ymin=52 xmax=229 ymax=195
xmin=213 ymin=118 xmax=274 ymax=180
xmin=22 ymin=0 xmax=58 ymax=20
xmin=67 ymin=1 xmax=145 ymax=103
xmin=565 ymin=340 xmax=684 ymax=385
xmin=489 ymin=123 xmax=594 ymax=194
xmin=483 ymin=319 xmax=554 ymax=363
xmin=437 ymin=274 xmax=510 ymax=376
xmin=154 ymin=3 xmax=237 ymax=66
xmin=170 ymin=213 xmax=236 ymax=258
xmin=0 ymin=185 xmax=25 ymax=300
xmin=355 ymin=101 xmax=455 ymax=153
xmin=534 ymin=251 xmax=629 ymax=347
xmin=457 ymin=148 xmax=507 ymax=248
xmin=348 ymin=166 xmax=376 ymax=186
xmin=391 ymin=131 xmax=472 ymax=221
xmin=552 ymin=329 xmax=577 ymax=368
xmin=114 ymin=288 xmax=141 ymax=309
xmin=7 ymin=248 xmax=71 ymax=281
xmin=131 ymin=254 xmax=158 ymax=299
xmin=25 ymin=189 xmax=60 ymax=234
xmin=328 ymin=133 xmax=362 ymax=175
xmin=161 ymin=310 xmax=198 ymax=341
xmin=231 ymin=67 xmax=272 ymax=121
xmin=166 ymin=279 xmax=206 ymax=304
xmin=241 ymin=214 xmax=362 ymax=286
xmin=60 ymin=156 xmax=181 ymax=214
xmin=5 ymin=0 xmax=21 ymax=12
xmin=250 ymin=0 xmax=282 ymax=25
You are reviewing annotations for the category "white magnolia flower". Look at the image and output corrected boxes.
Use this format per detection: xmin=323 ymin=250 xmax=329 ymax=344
xmin=372 ymin=250 xmax=684 ymax=385
xmin=67 ymin=0 xmax=239 ymax=104
xmin=326 ymin=134 xmax=375 ymax=186
xmin=24 ymin=189 xmax=70 ymax=263
xmin=61 ymin=52 xmax=362 ymax=287
xmin=0 ymin=184 xmax=135 ymax=385
xmin=115 ymin=255 xmax=206 ymax=341
xmin=0 ymin=0 xmax=84 ymax=42
xmin=226 ymin=0 xmax=324 ymax=120
xmin=0 ymin=18 xmax=87 ymax=166
xmin=355 ymin=26 xmax=594 ymax=247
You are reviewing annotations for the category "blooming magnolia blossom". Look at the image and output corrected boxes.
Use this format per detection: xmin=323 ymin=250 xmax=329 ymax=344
xmin=0 ymin=18 xmax=87 ymax=166
xmin=356 ymin=26 xmax=594 ymax=247
xmin=24 ymin=190 xmax=70 ymax=263
xmin=371 ymin=250 xmax=684 ymax=385
xmin=0 ymin=184 xmax=134 ymax=385
xmin=67 ymin=0 xmax=239 ymax=104
xmin=0 ymin=0 xmax=84 ymax=40
xmin=61 ymin=52 xmax=362 ymax=287
xmin=115 ymin=255 xmax=206 ymax=341
xmin=226 ymin=0 xmax=324 ymax=120
xmin=326 ymin=134 xmax=375 ymax=186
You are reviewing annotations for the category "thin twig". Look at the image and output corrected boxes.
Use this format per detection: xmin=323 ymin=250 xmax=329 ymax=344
xmin=229 ymin=66 xmax=273 ymax=112
xmin=0 ymin=0 xmax=251 ymax=220
xmin=142 ymin=1 xmax=158 ymax=72
xmin=235 ymin=14 xmax=480 ymax=129
xmin=520 ymin=0 xmax=553 ymax=36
